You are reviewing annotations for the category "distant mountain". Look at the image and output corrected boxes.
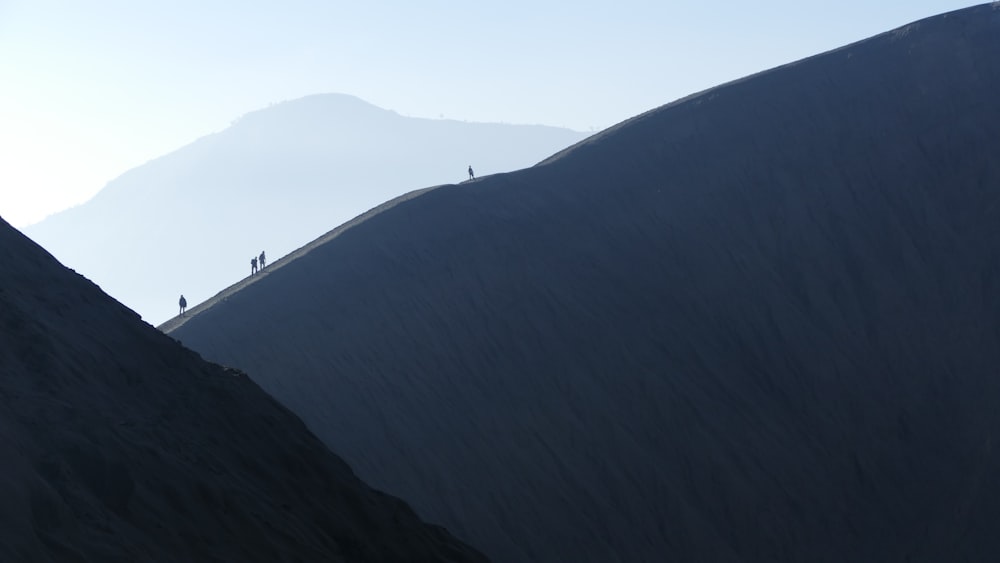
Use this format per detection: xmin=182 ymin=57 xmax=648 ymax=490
xmin=0 ymin=215 xmax=487 ymax=561
xmin=24 ymin=94 xmax=588 ymax=325
xmin=166 ymin=5 xmax=1000 ymax=563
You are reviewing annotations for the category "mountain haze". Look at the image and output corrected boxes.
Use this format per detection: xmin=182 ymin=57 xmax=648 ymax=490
xmin=0 ymin=215 xmax=487 ymax=562
xmin=169 ymin=5 xmax=1000 ymax=562
xmin=25 ymin=94 xmax=588 ymax=325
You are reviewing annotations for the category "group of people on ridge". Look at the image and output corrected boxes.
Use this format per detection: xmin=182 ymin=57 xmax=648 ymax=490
xmin=177 ymin=250 xmax=268 ymax=317
xmin=251 ymin=250 xmax=266 ymax=276
xmin=174 ymin=163 xmax=479 ymax=320
xmin=176 ymin=163 xmax=477 ymax=319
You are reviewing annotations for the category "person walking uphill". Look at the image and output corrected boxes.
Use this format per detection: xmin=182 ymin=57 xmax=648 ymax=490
xmin=259 ymin=250 xmax=266 ymax=270
xmin=179 ymin=294 xmax=187 ymax=316
xmin=468 ymin=165 xmax=475 ymax=181
xmin=251 ymin=256 xmax=258 ymax=276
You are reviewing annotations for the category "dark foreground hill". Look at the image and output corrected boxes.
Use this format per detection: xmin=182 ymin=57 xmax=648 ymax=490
xmin=24 ymin=94 xmax=587 ymax=325
xmin=168 ymin=5 xmax=1000 ymax=562
xmin=0 ymin=215 xmax=487 ymax=561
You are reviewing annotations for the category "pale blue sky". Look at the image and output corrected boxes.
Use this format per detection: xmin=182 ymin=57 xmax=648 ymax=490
xmin=0 ymin=0 xmax=980 ymax=227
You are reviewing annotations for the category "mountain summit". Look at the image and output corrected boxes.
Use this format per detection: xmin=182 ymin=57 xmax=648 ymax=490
xmin=24 ymin=94 xmax=587 ymax=325
xmin=169 ymin=5 xmax=1000 ymax=562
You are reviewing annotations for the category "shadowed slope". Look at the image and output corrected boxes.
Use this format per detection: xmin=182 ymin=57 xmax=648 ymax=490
xmin=169 ymin=5 xmax=1000 ymax=562
xmin=0 ymin=215 xmax=487 ymax=562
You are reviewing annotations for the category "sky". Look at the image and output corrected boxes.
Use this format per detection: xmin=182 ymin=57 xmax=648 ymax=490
xmin=0 ymin=0 xmax=981 ymax=228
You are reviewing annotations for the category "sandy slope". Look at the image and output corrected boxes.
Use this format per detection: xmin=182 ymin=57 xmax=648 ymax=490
xmin=169 ymin=5 xmax=1000 ymax=562
xmin=0 ymin=215 xmax=488 ymax=562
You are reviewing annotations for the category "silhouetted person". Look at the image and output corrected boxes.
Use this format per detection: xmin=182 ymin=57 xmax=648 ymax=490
xmin=179 ymin=294 xmax=187 ymax=316
xmin=259 ymin=250 xmax=266 ymax=269
xmin=251 ymin=256 xmax=258 ymax=276
xmin=468 ymin=165 xmax=475 ymax=181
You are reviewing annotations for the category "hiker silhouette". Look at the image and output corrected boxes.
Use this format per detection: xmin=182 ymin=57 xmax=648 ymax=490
xmin=468 ymin=165 xmax=475 ymax=181
xmin=259 ymin=250 xmax=266 ymax=270
xmin=179 ymin=294 xmax=187 ymax=316
xmin=251 ymin=256 xmax=258 ymax=276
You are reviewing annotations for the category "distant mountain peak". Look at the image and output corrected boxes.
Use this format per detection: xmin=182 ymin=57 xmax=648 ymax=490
xmin=232 ymin=92 xmax=397 ymax=129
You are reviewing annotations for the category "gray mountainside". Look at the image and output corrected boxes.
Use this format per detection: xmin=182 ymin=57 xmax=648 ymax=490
xmin=25 ymin=94 xmax=587 ymax=325
xmin=169 ymin=5 xmax=1000 ymax=563
xmin=0 ymin=215 xmax=487 ymax=562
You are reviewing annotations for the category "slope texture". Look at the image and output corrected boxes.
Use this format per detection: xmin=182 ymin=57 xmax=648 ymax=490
xmin=170 ymin=6 xmax=1000 ymax=562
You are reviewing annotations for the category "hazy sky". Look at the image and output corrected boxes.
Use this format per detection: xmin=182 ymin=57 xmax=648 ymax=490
xmin=0 ymin=0 xmax=980 ymax=227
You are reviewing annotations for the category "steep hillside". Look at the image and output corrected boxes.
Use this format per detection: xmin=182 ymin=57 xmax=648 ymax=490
xmin=0 ymin=214 xmax=487 ymax=562
xmin=24 ymin=94 xmax=587 ymax=325
xmin=168 ymin=5 xmax=1000 ymax=562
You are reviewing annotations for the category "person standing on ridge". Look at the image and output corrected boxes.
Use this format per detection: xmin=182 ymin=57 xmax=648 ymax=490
xmin=468 ymin=165 xmax=475 ymax=181
xmin=179 ymin=294 xmax=187 ymax=316
xmin=251 ymin=256 xmax=258 ymax=276
xmin=259 ymin=250 xmax=266 ymax=270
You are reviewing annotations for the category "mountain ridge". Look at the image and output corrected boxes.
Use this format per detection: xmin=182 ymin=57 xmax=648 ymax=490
xmin=169 ymin=4 xmax=1000 ymax=562
xmin=25 ymin=93 xmax=588 ymax=325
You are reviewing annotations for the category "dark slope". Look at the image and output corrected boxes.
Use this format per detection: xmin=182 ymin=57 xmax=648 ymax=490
xmin=0 ymin=215 xmax=487 ymax=562
xmin=24 ymin=94 xmax=587 ymax=326
xmin=169 ymin=5 xmax=1000 ymax=562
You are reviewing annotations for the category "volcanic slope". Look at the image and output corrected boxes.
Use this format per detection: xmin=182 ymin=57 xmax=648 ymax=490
xmin=168 ymin=5 xmax=1000 ymax=562
xmin=25 ymin=93 xmax=588 ymax=325
xmin=0 ymin=215 xmax=487 ymax=562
